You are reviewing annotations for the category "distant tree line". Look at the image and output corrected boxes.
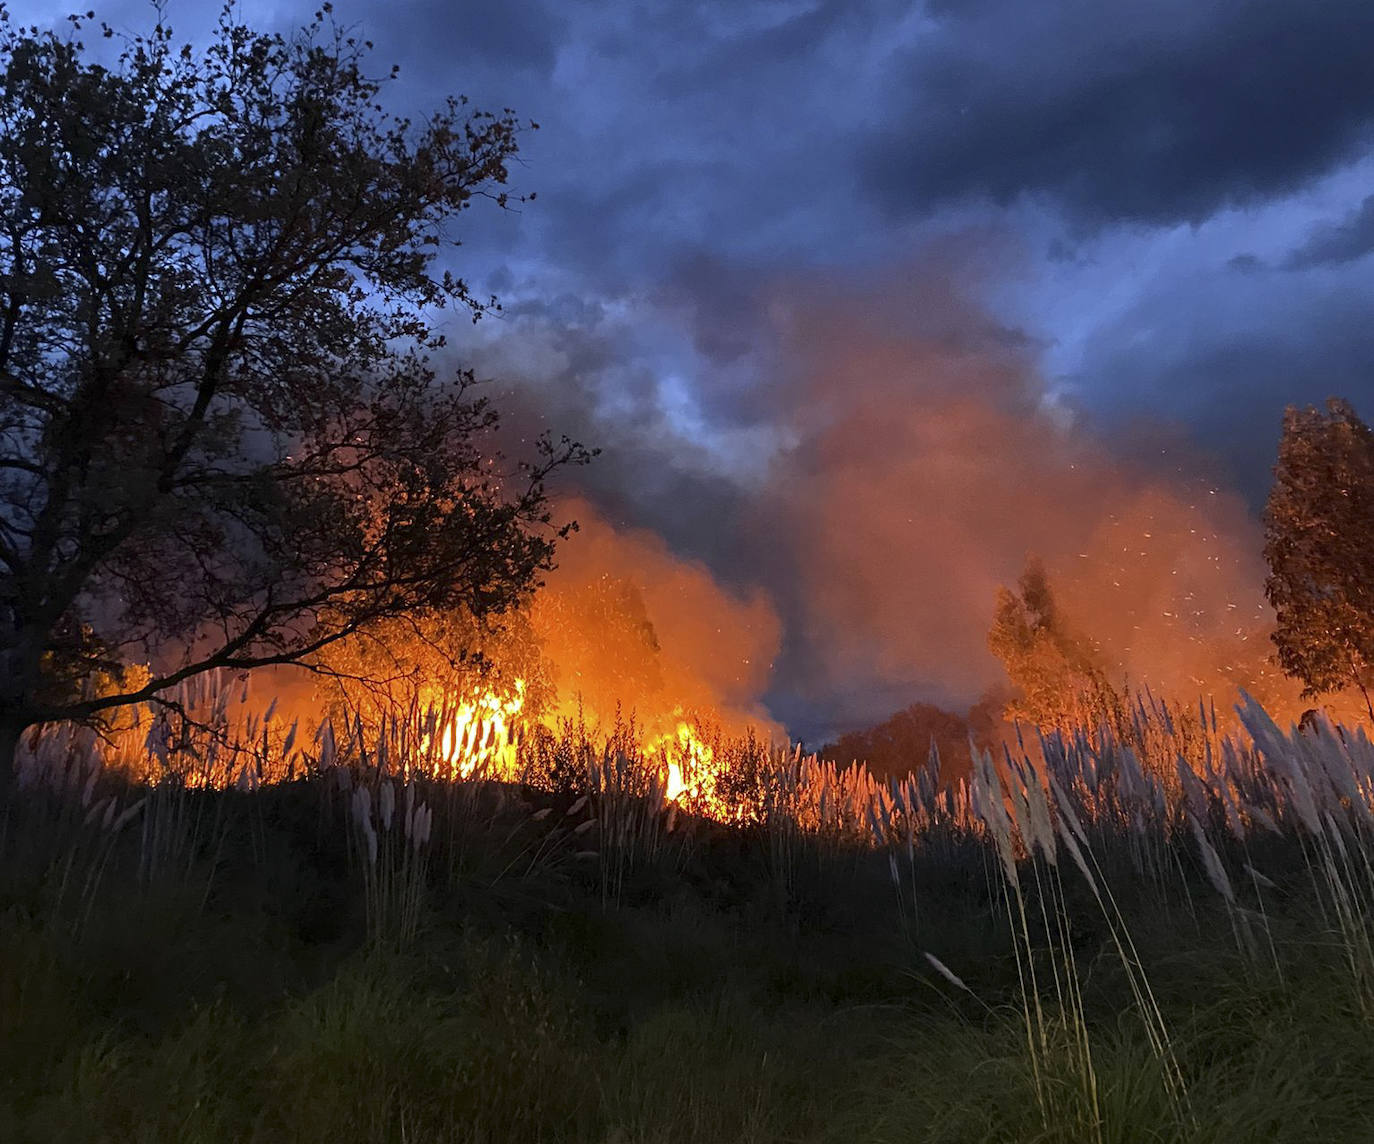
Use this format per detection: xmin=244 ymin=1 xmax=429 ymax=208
xmin=818 ymin=695 xmax=1004 ymax=785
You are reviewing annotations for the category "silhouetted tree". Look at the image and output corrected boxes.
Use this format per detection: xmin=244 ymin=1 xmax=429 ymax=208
xmin=821 ymin=702 xmax=966 ymax=779
xmin=0 ymin=6 xmax=589 ymax=786
xmin=820 ymin=696 xmax=1002 ymax=785
xmin=987 ymin=556 xmax=1110 ymax=730
xmin=1264 ymin=398 xmax=1374 ymax=721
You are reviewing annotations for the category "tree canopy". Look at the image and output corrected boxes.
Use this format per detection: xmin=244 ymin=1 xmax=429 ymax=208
xmin=1264 ymin=397 xmax=1374 ymax=720
xmin=987 ymin=556 xmax=1110 ymax=730
xmin=819 ymin=694 xmax=1003 ymax=784
xmin=0 ymin=4 xmax=589 ymax=768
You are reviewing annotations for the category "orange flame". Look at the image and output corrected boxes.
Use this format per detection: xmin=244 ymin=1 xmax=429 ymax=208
xmin=428 ymin=678 xmax=526 ymax=780
xmin=651 ymin=720 xmax=716 ymax=805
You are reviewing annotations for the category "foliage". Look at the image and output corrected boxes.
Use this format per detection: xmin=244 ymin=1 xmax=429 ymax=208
xmin=988 ymin=557 xmax=1113 ymax=730
xmin=820 ymin=695 xmax=1003 ymax=784
xmin=0 ymin=4 xmax=589 ymax=760
xmin=316 ymin=605 xmax=557 ymax=732
xmin=1264 ymin=397 xmax=1374 ymax=718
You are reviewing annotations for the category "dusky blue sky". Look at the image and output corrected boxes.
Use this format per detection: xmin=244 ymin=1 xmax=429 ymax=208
xmin=19 ymin=0 xmax=1374 ymax=739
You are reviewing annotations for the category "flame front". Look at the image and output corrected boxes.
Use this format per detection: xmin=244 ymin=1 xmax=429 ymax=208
xmin=429 ymin=678 xmax=526 ymax=780
xmin=415 ymin=675 xmax=737 ymax=816
xmin=652 ymin=721 xmax=715 ymax=804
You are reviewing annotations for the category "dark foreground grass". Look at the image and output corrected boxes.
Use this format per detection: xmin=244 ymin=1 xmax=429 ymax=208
xmin=3 ymin=779 xmax=1373 ymax=1143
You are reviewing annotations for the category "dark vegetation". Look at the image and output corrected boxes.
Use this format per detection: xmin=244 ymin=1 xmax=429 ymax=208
xmin=819 ymin=695 xmax=1003 ymax=785
xmin=5 ymin=713 xmax=1374 ymax=1143
xmin=1265 ymin=397 xmax=1374 ymax=720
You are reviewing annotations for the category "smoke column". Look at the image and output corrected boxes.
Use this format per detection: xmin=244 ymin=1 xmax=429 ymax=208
xmin=473 ymin=256 xmax=1329 ymax=742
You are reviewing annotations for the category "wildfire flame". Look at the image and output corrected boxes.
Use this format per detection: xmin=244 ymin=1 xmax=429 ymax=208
xmin=418 ymin=679 xmax=729 ymax=814
xmin=429 ymin=678 xmax=526 ymax=780
xmin=651 ymin=720 xmax=716 ymax=805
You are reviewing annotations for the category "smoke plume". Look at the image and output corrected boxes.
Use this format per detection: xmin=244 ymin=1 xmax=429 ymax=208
xmin=469 ymin=252 xmax=1326 ymax=742
xmin=752 ymin=271 xmax=1297 ymax=735
xmin=531 ymin=497 xmax=784 ymax=740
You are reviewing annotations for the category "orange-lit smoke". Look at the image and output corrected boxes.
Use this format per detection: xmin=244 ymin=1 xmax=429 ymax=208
xmin=749 ymin=268 xmax=1326 ymax=730
xmin=466 ymin=253 xmax=1353 ymax=743
xmin=529 ymin=496 xmax=784 ymax=742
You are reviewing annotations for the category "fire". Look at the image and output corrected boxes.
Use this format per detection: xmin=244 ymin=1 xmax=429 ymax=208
xmin=650 ymin=720 xmax=716 ymax=804
xmin=411 ymin=661 xmax=739 ymax=817
xmin=429 ymin=678 xmax=526 ymax=780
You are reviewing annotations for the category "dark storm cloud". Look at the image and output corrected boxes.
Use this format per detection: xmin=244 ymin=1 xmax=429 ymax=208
xmin=1073 ymin=277 xmax=1374 ymax=506
xmin=1283 ymin=195 xmax=1374 ymax=270
xmin=356 ymin=0 xmax=567 ymax=106
xmin=351 ymin=0 xmax=915 ymax=293
xmin=655 ymin=252 xmax=767 ymax=368
xmin=863 ymin=0 xmax=1374 ymax=226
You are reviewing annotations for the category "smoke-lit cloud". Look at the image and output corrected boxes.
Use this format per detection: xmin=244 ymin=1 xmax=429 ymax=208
xmin=530 ymin=497 xmax=784 ymax=739
xmin=471 ymin=256 xmax=1299 ymax=742
xmin=722 ymin=269 xmax=1288 ymax=739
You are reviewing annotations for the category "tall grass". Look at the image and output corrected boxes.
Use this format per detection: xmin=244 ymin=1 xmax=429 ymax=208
xmin=9 ymin=678 xmax=1374 ymax=1139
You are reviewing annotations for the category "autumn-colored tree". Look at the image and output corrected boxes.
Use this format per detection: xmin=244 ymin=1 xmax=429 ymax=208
xmin=1264 ymin=398 xmax=1374 ymax=721
xmin=0 ymin=6 xmax=590 ymax=788
xmin=987 ymin=556 xmax=1111 ymax=730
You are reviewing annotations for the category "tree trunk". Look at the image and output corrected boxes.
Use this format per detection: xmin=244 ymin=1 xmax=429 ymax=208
xmin=1356 ymin=678 xmax=1374 ymax=727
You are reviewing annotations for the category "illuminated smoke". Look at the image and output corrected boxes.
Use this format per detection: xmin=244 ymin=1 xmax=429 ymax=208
xmin=530 ymin=496 xmax=784 ymax=741
xmin=752 ymin=267 xmax=1317 ymax=730
xmin=471 ymin=255 xmax=1342 ymax=742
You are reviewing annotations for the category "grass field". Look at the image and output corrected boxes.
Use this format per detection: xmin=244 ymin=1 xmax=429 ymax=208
xmin=4 ymin=693 xmax=1374 ymax=1142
